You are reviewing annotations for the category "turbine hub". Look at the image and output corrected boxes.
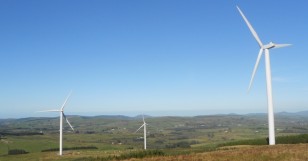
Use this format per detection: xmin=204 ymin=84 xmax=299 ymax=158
xmin=263 ymin=42 xmax=275 ymax=49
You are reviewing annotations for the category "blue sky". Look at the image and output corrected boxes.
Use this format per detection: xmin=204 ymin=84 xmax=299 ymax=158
xmin=0 ymin=0 xmax=307 ymax=118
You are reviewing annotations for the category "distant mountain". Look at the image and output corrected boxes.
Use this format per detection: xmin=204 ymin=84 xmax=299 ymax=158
xmin=296 ymin=110 xmax=308 ymax=116
xmin=245 ymin=113 xmax=266 ymax=116
xmin=277 ymin=111 xmax=308 ymax=116
xmin=87 ymin=115 xmax=133 ymax=120
xmin=1 ymin=111 xmax=307 ymax=121
xmin=134 ymin=115 xmax=153 ymax=119
xmin=244 ymin=111 xmax=308 ymax=117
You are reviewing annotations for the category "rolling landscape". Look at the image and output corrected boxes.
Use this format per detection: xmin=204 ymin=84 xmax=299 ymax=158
xmin=1 ymin=111 xmax=308 ymax=160
xmin=1 ymin=0 xmax=308 ymax=161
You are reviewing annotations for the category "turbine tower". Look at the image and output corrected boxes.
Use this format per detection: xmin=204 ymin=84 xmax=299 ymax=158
xmin=39 ymin=92 xmax=75 ymax=155
xmin=237 ymin=6 xmax=291 ymax=145
xmin=135 ymin=115 xmax=147 ymax=150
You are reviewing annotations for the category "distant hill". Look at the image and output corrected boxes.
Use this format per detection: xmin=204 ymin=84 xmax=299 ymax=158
xmin=295 ymin=110 xmax=308 ymax=116
xmin=276 ymin=111 xmax=308 ymax=116
xmin=0 ymin=110 xmax=307 ymax=122
xmin=244 ymin=111 xmax=308 ymax=117
xmin=80 ymin=115 xmax=133 ymax=120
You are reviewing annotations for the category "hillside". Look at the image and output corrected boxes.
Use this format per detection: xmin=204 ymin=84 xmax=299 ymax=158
xmin=0 ymin=112 xmax=308 ymax=160
xmin=121 ymin=144 xmax=308 ymax=161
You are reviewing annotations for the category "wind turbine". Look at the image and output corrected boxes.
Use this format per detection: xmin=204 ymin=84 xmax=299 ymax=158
xmin=135 ymin=115 xmax=147 ymax=150
xmin=237 ymin=6 xmax=291 ymax=145
xmin=39 ymin=92 xmax=75 ymax=155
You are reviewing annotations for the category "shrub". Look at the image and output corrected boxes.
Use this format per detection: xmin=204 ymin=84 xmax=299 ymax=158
xmin=276 ymin=134 xmax=308 ymax=144
xmin=0 ymin=132 xmax=43 ymax=136
xmin=8 ymin=149 xmax=29 ymax=155
xmin=166 ymin=141 xmax=191 ymax=148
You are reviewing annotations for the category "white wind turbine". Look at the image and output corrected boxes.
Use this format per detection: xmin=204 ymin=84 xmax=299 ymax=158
xmin=135 ymin=115 xmax=147 ymax=150
xmin=237 ymin=6 xmax=291 ymax=145
xmin=39 ymin=92 xmax=75 ymax=155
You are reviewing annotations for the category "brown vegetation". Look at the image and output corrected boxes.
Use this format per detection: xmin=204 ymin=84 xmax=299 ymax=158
xmin=124 ymin=144 xmax=308 ymax=161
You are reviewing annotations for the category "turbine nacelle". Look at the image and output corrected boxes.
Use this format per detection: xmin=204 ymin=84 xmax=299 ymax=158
xmin=262 ymin=42 xmax=275 ymax=49
xmin=262 ymin=42 xmax=291 ymax=50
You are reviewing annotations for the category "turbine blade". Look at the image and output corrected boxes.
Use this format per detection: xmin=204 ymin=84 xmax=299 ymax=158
xmin=135 ymin=124 xmax=145 ymax=133
xmin=142 ymin=115 xmax=145 ymax=123
xmin=248 ymin=49 xmax=263 ymax=92
xmin=63 ymin=113 xmax=74 ymax=131
xmin=36 ymin=110 xmax=60 ymax=112
xmin=61 ymin=91 xmax=72 ymax=110
xmin=274 ymin=44 xmax=292 ymax=49
xmin=237 ymin=6 xmax=263 ymax=47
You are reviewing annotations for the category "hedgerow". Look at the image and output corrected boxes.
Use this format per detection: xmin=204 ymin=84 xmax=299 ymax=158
xmin=41 ymin=146 xmax=98 ymax=152
xmin=8 ymin=149 xmax=29 ymax=155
